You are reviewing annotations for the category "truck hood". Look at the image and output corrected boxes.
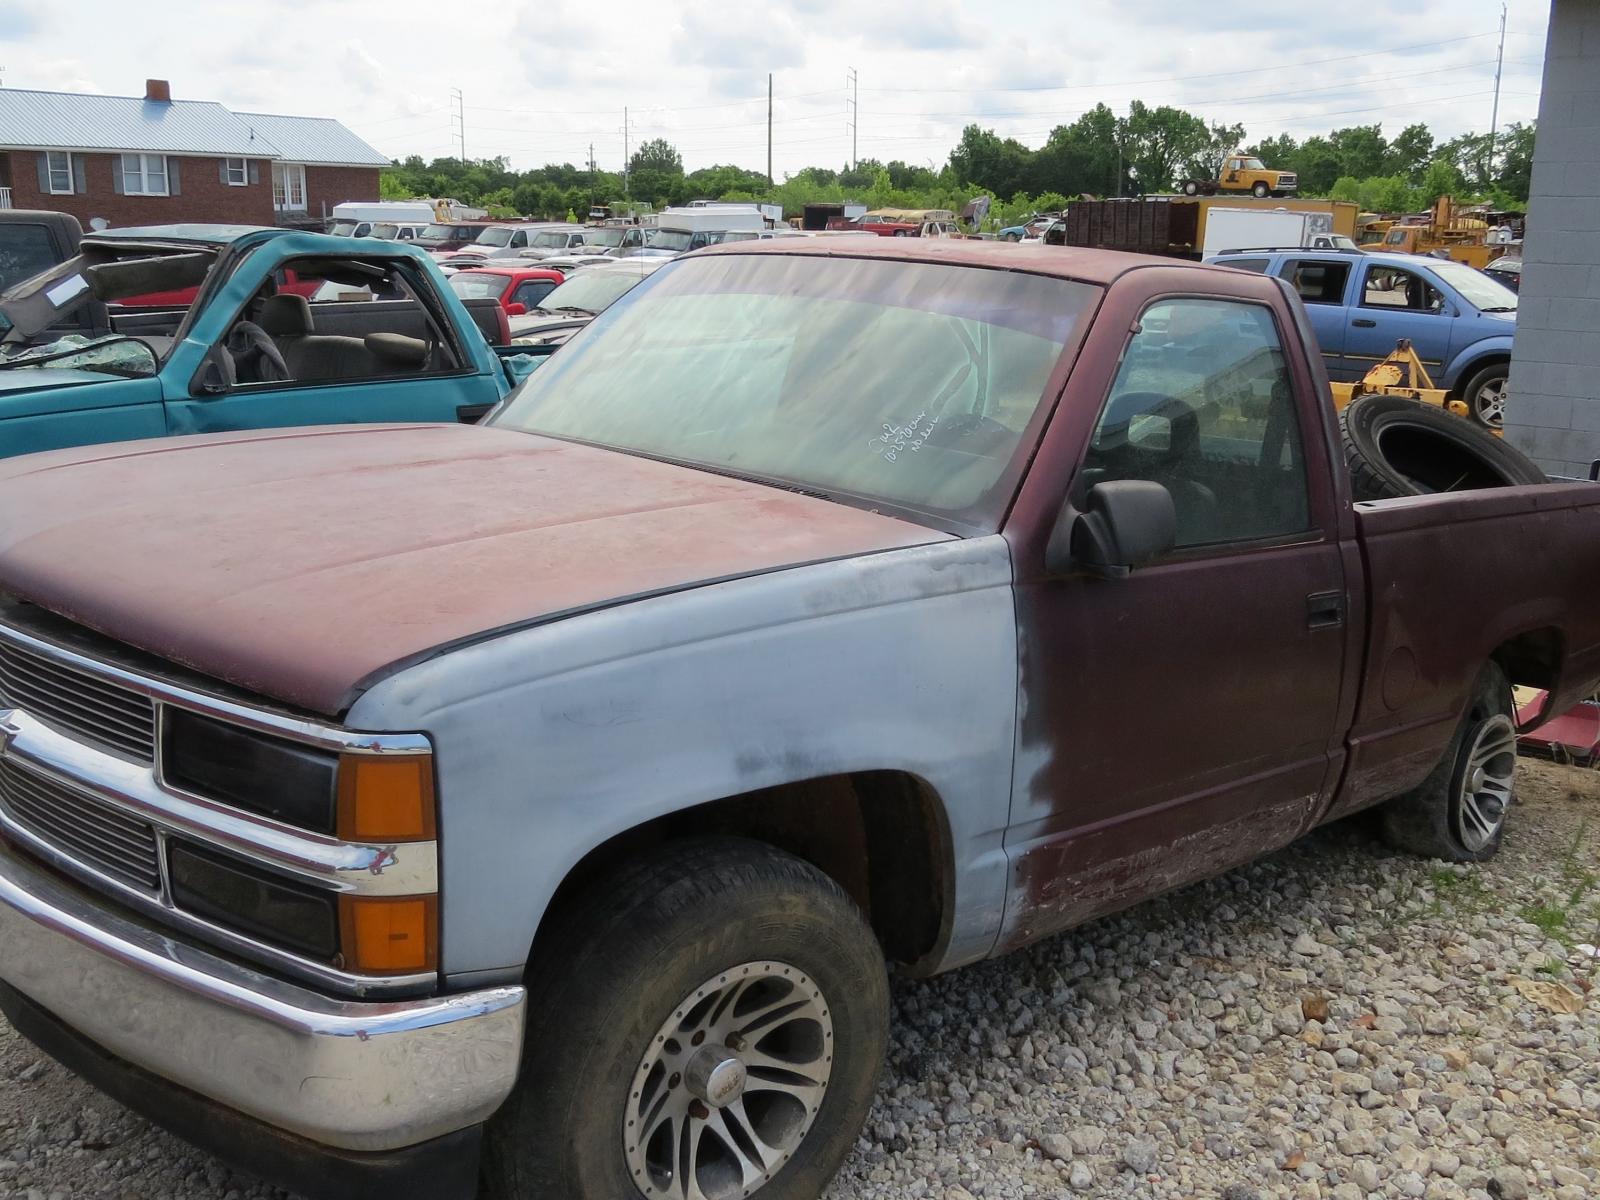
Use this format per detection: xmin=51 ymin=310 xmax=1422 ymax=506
xmin=0 ymin=424 xmax=948 ymax=715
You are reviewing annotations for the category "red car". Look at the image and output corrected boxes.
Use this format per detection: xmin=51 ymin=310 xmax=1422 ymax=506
xmin=117 ymin=267 xmax=319 ymax=310
xmin=447 ymin=265 xmax=564 ymax=317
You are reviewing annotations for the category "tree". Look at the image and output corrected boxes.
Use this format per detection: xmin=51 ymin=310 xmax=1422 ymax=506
xmin=1329 ymin=125 xmax=1388 ymax=180
xmin=1120 ymin=101 xmax=1213 ymax=192
xmin=1419 ymin=157 xmax=1466 ymax=205
xmin=1357 ymin=174 xmax=1416 ymax=214
xmin=629 ymin=138 xmax=683 ymax=177
xmin=948 ymin=126 xmax=1033 ymax=197
xmin=1246 ymin=134 xmax=1299 ymax=170
xmin=1385 ymin=123 xmax=1434 ymax=183
xmin=1184 ymin=121 xmax=1248 ymax=183
xmin=1329 ymin=176 xmax=1362 ymax=204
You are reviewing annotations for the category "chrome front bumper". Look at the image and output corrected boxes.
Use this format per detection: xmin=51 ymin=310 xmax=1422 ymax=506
xmin=0 ymin=840 xmax=526 ymax=1153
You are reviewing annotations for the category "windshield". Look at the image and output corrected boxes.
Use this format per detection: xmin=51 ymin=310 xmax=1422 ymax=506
xmin=0 ymin=333 xmax=158 ymax=379
xmin=475 ymin=227 xmax=515 ymax=247
xmin=532 ymin=270 xmax=646 ymax=315
xmin=449 ymin=272 xmax=509 ymax=301
xmin=531 ymin=231 xmax=571 ymax=249
xmin=329 ymin=221 xmax=360 ymax=236
xmin=1430 ymin=259 xmax=1519 ymax=311
xmin=584 ymin=228 xmax=626 ymax=247
xmin=1237 ymin=157 xmax=1266 ymax=170
xmin=370 ymin=223 xmax=403 ymax=240
xmin=492 ymin=255 xmax=1094 ymax=525
xmin=645 ymin=229 xmax=694 ymax=252
xmin=417 ymin=224 xmax=459 ymax=243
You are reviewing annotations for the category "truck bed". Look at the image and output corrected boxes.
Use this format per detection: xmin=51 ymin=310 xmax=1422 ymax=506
xmin=1335 ymin=482 xmax=1600 ymax=817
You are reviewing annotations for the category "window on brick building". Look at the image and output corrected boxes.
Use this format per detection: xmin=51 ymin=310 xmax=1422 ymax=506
xmin=224 ymin=158 xmax=248 ymax=187
xmin=46 ymin=152 xmax=73 ymax=195
xmin=122 ymin=154 xmax=169 ymax=196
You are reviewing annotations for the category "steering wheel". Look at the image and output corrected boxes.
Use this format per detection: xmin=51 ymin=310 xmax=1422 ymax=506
xmin=227 ymin=320 xmax=291 ymax=384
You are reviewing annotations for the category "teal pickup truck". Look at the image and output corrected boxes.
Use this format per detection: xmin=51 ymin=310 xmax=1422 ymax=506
xmin=0 ymin=224 xmax=540 ymax=459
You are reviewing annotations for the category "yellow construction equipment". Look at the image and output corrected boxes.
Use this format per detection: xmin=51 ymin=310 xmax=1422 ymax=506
xmin=1329 ymin=339 xmax=1485 ymax=426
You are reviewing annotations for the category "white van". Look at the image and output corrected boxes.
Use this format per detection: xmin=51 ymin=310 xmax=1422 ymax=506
xmin=327 ymin=201 xmax=439 ymax=239
xmin=644 ymin=206 xmax=767 ymax=254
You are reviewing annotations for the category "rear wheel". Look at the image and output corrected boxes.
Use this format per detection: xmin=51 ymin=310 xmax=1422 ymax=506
xmin=481 ymin=838 xmax=889 ymax=1200
xmin=1380 ymin=663 xmax=1517 ymax=861
xmin=1460 ymin=361 xmax=1510 ymax=428
xmin=1182 ymin=180 xmax=1200 ymax=196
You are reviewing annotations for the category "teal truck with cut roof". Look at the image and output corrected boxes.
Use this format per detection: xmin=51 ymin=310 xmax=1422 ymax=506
xmin=0 ymin=224 xmax=537 ymax=458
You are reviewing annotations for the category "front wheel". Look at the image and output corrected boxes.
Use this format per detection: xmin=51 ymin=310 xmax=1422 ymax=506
xmin=1380 ymin=663 xmax=1517 ymax=861
xmin=481 ymin=838 xmax=890 ymax=1200
xmin=1252 ymin=181 xmax=1270 ymax=198
xmin=1461 ymin=362 xmax=1509 ymax=428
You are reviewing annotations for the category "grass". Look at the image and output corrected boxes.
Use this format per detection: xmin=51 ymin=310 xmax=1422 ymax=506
xmin=1521 ymin=903 xmax=1569 ymax=940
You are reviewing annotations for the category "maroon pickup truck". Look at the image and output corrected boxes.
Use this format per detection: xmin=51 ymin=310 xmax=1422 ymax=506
xmin=0 ymin=240 xmax=1597 ymax=1200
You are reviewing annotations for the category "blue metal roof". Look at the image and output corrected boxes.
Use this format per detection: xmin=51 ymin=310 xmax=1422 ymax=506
xmin=234 ymin=111 xmax=390 ymax=168
xmin=0 ymin=89 xmax=388 ymax=167
xmin=0 ymin=89 xmax=267 ymax=157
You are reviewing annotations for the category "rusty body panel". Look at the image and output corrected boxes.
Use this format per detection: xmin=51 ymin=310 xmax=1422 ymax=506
xmin=0 ymin=423 xmax=949 ymax=714
xmin=995 ymin=264 xmax=1364 ymax=947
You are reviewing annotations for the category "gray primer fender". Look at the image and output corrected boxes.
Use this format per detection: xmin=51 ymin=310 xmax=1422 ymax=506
xmin=346 ymin=536 xmax=1019 ymax=980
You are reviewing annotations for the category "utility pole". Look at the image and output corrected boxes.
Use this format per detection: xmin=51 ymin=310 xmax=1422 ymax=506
xmin=623 ymin=106 xmax=631 ymax=197
xmin=451 ymin=88 xmax=465 ymax=162
xmin=1487 ymin=2 xmax=1507 ymax=182
xmin=767 ymin=74 xmax=774 ymax=187
xmin=846 ymin=68 xmax=858 ymax=170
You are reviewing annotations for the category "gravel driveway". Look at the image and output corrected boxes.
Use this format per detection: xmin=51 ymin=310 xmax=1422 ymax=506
xmin=3 ymin=759 xmax=1596 ymax=1200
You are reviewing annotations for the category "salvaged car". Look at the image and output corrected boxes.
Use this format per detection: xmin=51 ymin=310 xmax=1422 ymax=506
xmin=0 ymin=224 xmax=531 ymax=458
xmin=506 ymin=257 xmax=668 ymax=346
xmin=0 ymin=240 xmax=1597 ymax=1200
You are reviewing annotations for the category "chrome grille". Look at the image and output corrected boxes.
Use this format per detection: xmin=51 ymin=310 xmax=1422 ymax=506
xmin=0 ymin=635 xmax=156 ymax=761
xmin=0 ymin=759 xmax=161 ymax=891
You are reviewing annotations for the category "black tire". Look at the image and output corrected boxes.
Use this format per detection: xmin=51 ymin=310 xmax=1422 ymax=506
xmin=1380 ymin=663 xmax=1517 ymax=862
xmin=1182 ymin=180 xmax=1200 ymax=196
xmin=1458 ymin=361 xmax=1510 ymax=429
xmin=1340 ymin=394 xmax=1546 ymax=501
xmin=481 ymin=837 xmax=890 ymax=1200
xmin=1252 ymin=181 xmax=1270 ymax=198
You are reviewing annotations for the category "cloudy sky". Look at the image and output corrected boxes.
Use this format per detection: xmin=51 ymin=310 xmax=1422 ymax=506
xmin=1 ymin=0 xmax=1551 ymax=178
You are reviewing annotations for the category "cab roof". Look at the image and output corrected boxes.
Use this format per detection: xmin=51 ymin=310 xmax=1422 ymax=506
xmin=696 ymin=235 xmax=1213 ymax=287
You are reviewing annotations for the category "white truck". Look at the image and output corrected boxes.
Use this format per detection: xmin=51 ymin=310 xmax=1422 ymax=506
xmin=1200 ymin=206 xmax=1347 ymax=257
xmin=645 ymin=206 xmax=769 ymax=254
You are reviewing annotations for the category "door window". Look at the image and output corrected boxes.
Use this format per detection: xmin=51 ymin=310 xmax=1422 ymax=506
xmin=1283 ymin=260 xmax=1350 ymax=305
xmin=212 ymin=256 xmax=463 ymax=389
xmin=1361 ymin=265 xmax=1444 ymax=312
xmin=1082 ymin=298 xmax=1311 ymax=549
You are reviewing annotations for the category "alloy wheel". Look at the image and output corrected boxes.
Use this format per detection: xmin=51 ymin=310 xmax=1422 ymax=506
xmin=1474 ymin=377 xmax=1508 ymax=427
xmin=1454 ymin=714 xmax=1517 ymax=852
xmin=624 ymin=961 xmax=834 ymax=1200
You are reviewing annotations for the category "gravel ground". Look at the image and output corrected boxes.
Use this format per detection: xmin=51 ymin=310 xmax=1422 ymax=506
xmin=3 ymin=757 xmax=1597 ymax=1200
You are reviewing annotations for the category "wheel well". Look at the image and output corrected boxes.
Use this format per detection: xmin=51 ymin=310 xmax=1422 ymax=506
xmin=1492 ymin=628 xmax=1562 ymax=691
xmin=1451 ymin=353 xmax=1510 ymax=395
xmin=528 ymin=772 xmax=953 ymax=976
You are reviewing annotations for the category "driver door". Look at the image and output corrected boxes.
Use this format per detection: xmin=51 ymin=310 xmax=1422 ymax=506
xmin=1344 ymin=261 xmax=1453 ymax=374
xmin=161 ymin=257 xmax=504 ymax=435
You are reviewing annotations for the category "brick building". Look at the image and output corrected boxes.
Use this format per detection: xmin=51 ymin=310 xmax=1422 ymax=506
xmin=0 ymin=80 xmax=389 ymax=230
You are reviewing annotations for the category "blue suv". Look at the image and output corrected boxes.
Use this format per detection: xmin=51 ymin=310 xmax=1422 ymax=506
xmin=1204 ymin=248 xmax=1518 ymax=426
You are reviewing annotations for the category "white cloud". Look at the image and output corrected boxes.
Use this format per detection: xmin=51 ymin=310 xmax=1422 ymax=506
xmin=0 ymin=0 xmax=1549 ymax=178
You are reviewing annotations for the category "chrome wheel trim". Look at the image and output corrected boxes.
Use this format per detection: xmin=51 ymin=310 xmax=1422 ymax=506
xmin=1455 ymin=714 xmax=1517 ymax=852
xmin=624 ymin=960 xmax=834 ymax=1200
xmin=1474 ymin=377 xmax=1508 ymax=427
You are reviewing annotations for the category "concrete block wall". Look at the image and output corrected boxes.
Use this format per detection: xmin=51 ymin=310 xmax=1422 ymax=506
xmin=1504 ymin=0 xmax=1600 ymax=478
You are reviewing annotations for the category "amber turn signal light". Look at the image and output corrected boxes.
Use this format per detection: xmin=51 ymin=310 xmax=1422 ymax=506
xmin=340 ymin=895 xmax=438 ymax=975
xmin=337 ymin=754 xmax=436 ymax=843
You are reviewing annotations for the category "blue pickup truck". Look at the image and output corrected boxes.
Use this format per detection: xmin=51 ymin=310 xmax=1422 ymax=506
xmin=1205 ymin=247 xmax=1517 ymax=427
xmin=0 ymin=224 xmax=535 ymax=459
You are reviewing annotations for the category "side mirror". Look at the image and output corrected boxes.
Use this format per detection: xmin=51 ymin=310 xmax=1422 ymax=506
xmin=504 ymin=302 xmax=527 ymax=317
xmin=1045 ymin=480 xmax=1177 ymax=579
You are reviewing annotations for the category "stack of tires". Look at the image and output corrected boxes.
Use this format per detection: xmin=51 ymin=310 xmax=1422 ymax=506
xmin=1340 ymin=395 xmax=1546 ymax=501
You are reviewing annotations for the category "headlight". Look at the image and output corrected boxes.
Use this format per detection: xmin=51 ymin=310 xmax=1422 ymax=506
xmin=164 ymin=708 xmax=338 ymax=833
xmin=168 ymin=840 xmax=340 ymax=961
